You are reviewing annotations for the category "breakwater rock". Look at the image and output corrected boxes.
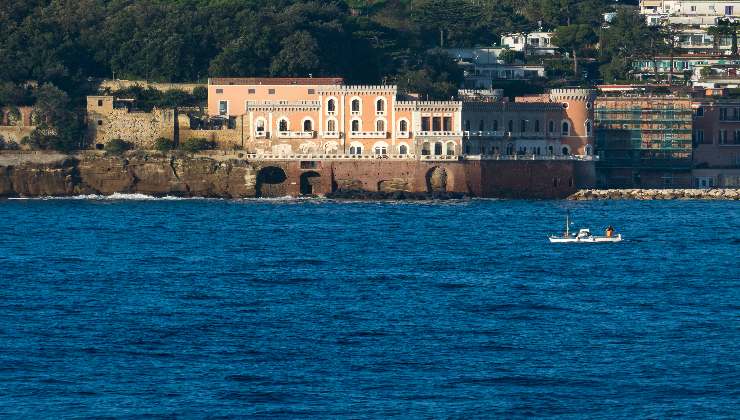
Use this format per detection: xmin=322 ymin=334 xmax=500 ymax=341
xmin=569 ymin=188 xmax=740 ymax=200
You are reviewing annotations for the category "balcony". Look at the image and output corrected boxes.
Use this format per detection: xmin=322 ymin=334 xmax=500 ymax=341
xmin=322 ymin=131 xmax=341 ymax=139
xmin=254 ymin=131 xmax=269 ymax=138
xmin=350 ymin=131 xmax=387 ymax=139
xmin=397 ymin=131 xmax=410 ymax=139
xmin=416 ymin=131 xmax=464 ymax=137
xmin=464 ymin=130 xmax=504 ymax=137
xmin=277 ymin=131 xmax=315 ymax=139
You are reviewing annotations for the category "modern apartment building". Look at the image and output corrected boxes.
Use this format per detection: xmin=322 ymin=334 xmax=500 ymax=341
xmin=594 ymin=92 xmax=694 ymax=187
xmin=640 ymin=0 xmax=740 ymax=26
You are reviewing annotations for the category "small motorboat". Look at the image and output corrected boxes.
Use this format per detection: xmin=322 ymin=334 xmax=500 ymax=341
xmin=548 ymin=212 xmax=622 ymax=243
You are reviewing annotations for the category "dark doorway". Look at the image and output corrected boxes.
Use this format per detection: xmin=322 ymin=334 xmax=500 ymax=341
xmin=426 ymin=166 xmax=449 ymax=193
xmin=256 ymin=166 xmax=287 ymax=197
xmin=300 ymin=171 xmax=320 ymax=195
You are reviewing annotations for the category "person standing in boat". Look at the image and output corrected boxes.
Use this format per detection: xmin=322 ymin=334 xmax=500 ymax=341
xmin=605 ymin=225 xmax=615 ymax=238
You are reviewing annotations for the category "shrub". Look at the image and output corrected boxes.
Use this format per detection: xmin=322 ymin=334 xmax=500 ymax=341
xmin=180 ymin=137 xmax=215 ymax=153
xmin=0 ymin=135 xmax=20 ymax=150
xmin=104 ymin=138 xmax=132 ymax=155
xmin=153 ymin=137 xmax=174 ymax=151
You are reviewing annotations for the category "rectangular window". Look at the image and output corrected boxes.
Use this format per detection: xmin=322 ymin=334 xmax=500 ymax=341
xmin=421 ymin=116 xmax=431 ymax=131
xmin=219 ymin=101 xmax=228 ymax=116
xmin=216 ymin=88 xmax=223 ymax=94
xmin=432 ymin=117 xmax=442 ymax=132
xmin=719 ymin=129 xmax=728 ymax=144
xmin=443 ymin=117 xmax=452 ymax=131
xmin=308 ymin=89 xmax=315 ymax=94
xmin=726 ymin=5 xmax=733 ymax=15
xmin=268 ymin=89 xmax=275 ymax=94
xmin=248 ymin=89 xmax=255 ymax=94
xmin=720 ymin=108 xmax=729 ymax=120
xmin=97 ymin=99 xmax=103 ymax=107
xmin=695 ymin=106 xmax=704 ymax=117
xmin=694 ymin=129 xmax=704 ymax=144
xmin=97 ymin=120 xmax=103 ymax=126
xmin=535 ymin=120 xmax=540 ymax=132
xmin=520 ymin=120 xmax=527 ymax=132
xmin=735 ymin=130 xmax=740 ymax=143
xmin=691 ymin=5 xmax=696 ymax=11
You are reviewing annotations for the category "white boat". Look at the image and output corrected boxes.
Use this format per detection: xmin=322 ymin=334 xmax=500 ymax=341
xmin=548 ymin=213 xmax=622 ymax=243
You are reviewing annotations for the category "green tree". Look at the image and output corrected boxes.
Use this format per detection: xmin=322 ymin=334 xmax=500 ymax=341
xmin=598 ymin=10 xmax=655 ymax=81
xmin=269 ymin=31 xmax=321 ymax=77
xmin=26 ymin=84 xmax=82 ymax=152
xmin=553 ymin=24 xmax=597 ymax=77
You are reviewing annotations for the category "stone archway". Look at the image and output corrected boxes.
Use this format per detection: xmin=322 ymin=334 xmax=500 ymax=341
xmin=426 ymin=166 xmax=450 ymax=193
xmin=300 ymin=171 xmax=320 ymax=195
xmin=256 ymin=166 xmax=288 ymax=197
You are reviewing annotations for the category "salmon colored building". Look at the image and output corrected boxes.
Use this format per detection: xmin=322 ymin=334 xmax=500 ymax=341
xmin=208 ymin=78 xmax=595 ymax=160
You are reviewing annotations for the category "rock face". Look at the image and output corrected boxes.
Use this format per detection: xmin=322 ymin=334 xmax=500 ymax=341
xmin=0 ymin=152 xmax=257 ymax=198
xmin=569 ymin=188 xmax=740 ymax=200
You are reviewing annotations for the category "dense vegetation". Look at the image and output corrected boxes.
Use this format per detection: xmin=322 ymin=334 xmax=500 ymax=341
xmin=0 ymin=0 xmax=671 ymax=151
xmin=0 ymin=0 xmax=637 ymax=91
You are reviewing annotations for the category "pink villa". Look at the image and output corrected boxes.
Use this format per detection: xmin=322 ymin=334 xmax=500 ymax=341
xmin=207 ymin=77 xmax=595 ymax=159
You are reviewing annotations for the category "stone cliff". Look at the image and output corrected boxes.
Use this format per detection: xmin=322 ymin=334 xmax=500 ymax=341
xmin=0 ymin=152 xmax=257 ymax=198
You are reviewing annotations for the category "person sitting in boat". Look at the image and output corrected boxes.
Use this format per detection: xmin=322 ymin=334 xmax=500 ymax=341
xmin=605 ymin=225 xmax=615 ymax=238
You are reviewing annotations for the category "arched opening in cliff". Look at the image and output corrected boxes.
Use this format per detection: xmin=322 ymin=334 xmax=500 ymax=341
xmin=300 ymin=171 xmax=320 ymax=195
xmin=256 ymin=166 xmax=288 ymax=198
xmin=426 ymin=166 xmax=450 ymax=193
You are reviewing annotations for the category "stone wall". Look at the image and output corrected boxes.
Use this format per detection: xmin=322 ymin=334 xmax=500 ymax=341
xmin=99 ymin=79 xmax=205 ymax=94
xmin=88 ymin=108 xmax=175 ymax=148
xmin=0 ymin=152 xmax=590 ymax=199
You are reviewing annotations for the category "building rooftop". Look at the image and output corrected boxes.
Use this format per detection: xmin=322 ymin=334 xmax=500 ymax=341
xmin=208 ymin=77 xmax=344 ymax=86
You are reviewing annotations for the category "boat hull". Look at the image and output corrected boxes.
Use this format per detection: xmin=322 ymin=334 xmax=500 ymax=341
xmin=548 ymin=234 xmax=622 ymax=243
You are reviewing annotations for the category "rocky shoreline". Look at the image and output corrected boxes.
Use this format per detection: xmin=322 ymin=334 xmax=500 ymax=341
xmin=569 ymin=188 xmax=740 ymax=200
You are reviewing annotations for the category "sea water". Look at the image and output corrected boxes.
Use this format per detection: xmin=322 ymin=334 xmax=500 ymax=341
xmin=0 ymin=197 xmax=738 ymax=417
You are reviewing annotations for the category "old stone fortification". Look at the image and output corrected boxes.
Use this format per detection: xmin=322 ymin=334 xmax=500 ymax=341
xmin=569 ymin=188 xmax=740 ymax=200
xmin=99 ymin=79 xmax=206 ymax=94
xmin=0 ymin=106 xmax=36 ymax=144
xmin=0 ymin=151 xmax=586 ymax=199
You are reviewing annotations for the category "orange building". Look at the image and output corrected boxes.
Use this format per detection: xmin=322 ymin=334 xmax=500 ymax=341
xmin=208 ymin=78 xmax=594 ymax=160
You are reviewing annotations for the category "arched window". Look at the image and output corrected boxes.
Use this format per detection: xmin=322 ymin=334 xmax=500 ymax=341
xmin=506 ymin=143 xmax=514 ymax=155
xmin=278 ymin=119 xmax=288 ymax=132
xmin=562 ymin=146 xmax=570 ymax=155
xmin=374 ymin=142 xmax=388 ymax=155
xmin=255 ymin=119 xmax=265 ymax=133
xmin=376 ymin=98 xmax=385 ymax=113
xmin=446 ymin=142 xmax=455 ymax=155
xmin=351 ymin=99 xmax=361 ymax=112
xmin=422 ymin=142 xmax=431 ymax=155
xmin=399 ymin=144 xmax=408 ymax=155
xmin=351 ymin=119 xmax=360 ymax=132
xmin=585 ymin=144 xmax=593 ymax=156
xmin=349 ymin=143 xmax=363 ymax=155
xmin=434 ymin=142 xmax=443 ymax=155
xmin=562 ymin=121 xmax=570 ymax=136
xmin=399 ymin=119 xmax=408 ymax=132
xmin=303 ymin=119 xmax=313 ymax=132
xmin=376 ymin=119 xmax=385 ymax=132
xmin=327 ymin=99 xmax=336 ymax=113
xmin=585 ymin=120 xmax=592 ymax=135
xmin=327 ymin=119 xmax=336 ymax=132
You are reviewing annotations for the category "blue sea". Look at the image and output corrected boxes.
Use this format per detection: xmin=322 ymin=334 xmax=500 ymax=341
xmin=0 ymin=196 xmax=738 ymax=418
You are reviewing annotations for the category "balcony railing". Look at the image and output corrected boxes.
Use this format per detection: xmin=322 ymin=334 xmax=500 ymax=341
xmin=350 ymin=131 xmax=387 ymax=139
xmin=254 ymin=131 xmax=269 ymax=138
xmin=277 ymin=131 xmax=316 ymax=139
xmin=464 ymin=130 xmax=504 ymax=137
xmin=322 ymin=131 xmax=341 ymax=139
xmin=397 ymin=131 xmax=410 ymax=139
xmin=416 ymin=131 xmax=464 ymax=137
